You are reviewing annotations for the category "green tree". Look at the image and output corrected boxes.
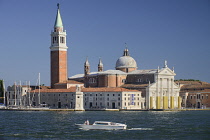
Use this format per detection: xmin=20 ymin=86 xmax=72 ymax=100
xmin=0 ymin=80 xmax=4 ymax=103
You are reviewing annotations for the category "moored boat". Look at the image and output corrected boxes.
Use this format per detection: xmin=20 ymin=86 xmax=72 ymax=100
xmin=75 ymin=121 xmax=127 ymax=130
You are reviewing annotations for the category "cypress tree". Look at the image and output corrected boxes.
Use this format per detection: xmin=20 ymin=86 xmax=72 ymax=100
xmin=0 ymin=80 xmax=4 ymax=103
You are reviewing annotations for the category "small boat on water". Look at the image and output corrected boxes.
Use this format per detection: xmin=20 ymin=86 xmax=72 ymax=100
xmin=75 ymin=121 xmax=127 ymax=130
xmin=0 ymin=104 xmax=6 ymax=109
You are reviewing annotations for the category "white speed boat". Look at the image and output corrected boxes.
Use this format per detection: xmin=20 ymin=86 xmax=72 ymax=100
xmin=75 ymin=121 xmax=127 ymax=130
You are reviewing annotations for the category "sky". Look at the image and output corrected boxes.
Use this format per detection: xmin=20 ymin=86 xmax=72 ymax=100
xmin=0 ymin=0 xmax=210 ymax=87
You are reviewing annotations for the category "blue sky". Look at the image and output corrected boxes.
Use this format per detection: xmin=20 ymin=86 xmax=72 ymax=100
xmin=0 ymin=0 xmax=210 ymax=86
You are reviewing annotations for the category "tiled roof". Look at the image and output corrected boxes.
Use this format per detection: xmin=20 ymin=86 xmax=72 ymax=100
xmin=53 ymin=80 xmax=84 ymax=85
xmin=176 ymin=81 xmax=210 ymax=92
xmin=181 ymin=89 xmax=210 ymax=93
xmin=31 ymin=87 xmax=139 ymax=93
xmin=69 ymin=74 xmax=84 ymax=79
xmin=67 ymin=80 xmax=84 ymax=84
xmin=98 ymin=70 xmax=127 ymax=75
xmin=121 ymin=84 xmax=149 ymax=88
xmin=128 ymin=69 xmax=157 ymax=74
xmin=83 ymin=70 xmax=127 ymax=76
xmin=175 ymin=81 xmax=209 ymax=85
xmin=31 ymin=87 xmax=77 ymax=93
xmin=82 ymin=87 xmax=140 ymax=92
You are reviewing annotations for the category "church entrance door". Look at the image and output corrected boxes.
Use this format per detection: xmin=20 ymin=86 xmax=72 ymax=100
xmin=90 ymin=102 xmax=92 ymax=108
xmin=197 ymin=102 xmax=201 ymax=108
xmin=112 ymin=102 xmax=115 ymax=109
xmin=58 ymin=102 xmax=61 ymax=108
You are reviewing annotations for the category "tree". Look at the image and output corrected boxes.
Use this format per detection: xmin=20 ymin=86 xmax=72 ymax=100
xmin=0 ymin=80 xmax=4 ymax=103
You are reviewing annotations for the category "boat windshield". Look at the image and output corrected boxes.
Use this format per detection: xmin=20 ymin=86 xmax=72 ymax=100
xmin=95 ymin=122 xmax=109 ymax=125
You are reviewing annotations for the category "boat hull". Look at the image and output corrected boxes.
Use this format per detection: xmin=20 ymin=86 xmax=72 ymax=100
xmin=75 ymin=124 xmax=127 ymax=130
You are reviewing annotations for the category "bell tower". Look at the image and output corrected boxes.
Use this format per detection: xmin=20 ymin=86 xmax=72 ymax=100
xmin=98 ymin=58 xmax=103 ymax=72
xmin=84 ymin=57 xmax=90 ymax=76
xmin=50 ymin=4 xmax=68 ymax=88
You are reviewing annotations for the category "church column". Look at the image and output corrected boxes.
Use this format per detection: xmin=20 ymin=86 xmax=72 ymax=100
xmin=170 ymin=78 xmax=174 ymax=109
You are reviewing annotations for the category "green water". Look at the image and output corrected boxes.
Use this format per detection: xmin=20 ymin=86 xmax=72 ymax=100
xmin=0 ymin=111 xmax=209 ymax=139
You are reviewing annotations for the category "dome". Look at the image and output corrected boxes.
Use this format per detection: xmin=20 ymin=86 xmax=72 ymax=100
xmin=116 ymin=56 xmax=137 ymax=68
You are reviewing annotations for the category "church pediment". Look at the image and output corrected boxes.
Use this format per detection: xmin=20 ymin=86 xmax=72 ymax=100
xmin=158 ymin=67 xmax=176 ymax=76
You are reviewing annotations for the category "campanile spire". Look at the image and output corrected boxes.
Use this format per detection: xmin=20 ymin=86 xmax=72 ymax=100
xmin=54 ymin=3 xmax=63 ymax=32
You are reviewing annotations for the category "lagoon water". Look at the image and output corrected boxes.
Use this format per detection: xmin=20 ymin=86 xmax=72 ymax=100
xmin=0 ymin=110 xmax=210 ymax=140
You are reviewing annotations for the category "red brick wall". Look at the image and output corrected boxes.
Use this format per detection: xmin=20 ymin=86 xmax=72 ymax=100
xmin=51 ymin=50 xmax=67 ymax=88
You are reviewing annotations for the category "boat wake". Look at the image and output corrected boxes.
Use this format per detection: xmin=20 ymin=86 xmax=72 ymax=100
xmin=127 ymin=128 xmax=153 ymax=130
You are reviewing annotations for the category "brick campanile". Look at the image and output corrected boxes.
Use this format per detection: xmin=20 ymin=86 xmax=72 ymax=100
xmin=50 ymin=4 xmax=68 ymax=88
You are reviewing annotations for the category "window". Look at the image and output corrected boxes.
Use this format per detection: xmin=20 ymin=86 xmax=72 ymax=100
xmin=107 ymin=94 xmax=109 ymax=96
xmin=60 ymin=37 xmax=65 ymax=43
xmin=206 ymin=95 xmax=208 ymax=99
xmin=107 ymin=102 xmax=109 ymax=106
xmin=118 ymin=102 xmax=120 ymax=106
xmin=118 ymin=97 xmax=120 ymax=101
xmin=125 ymin=102 xmax=126 ymax=106
xmin=113 ymin=94 xmax=115 ymax=96
xmin=137 ymin=79 xmax=142 ymax=82
xmin=122 ymin=79 xmax=126 ymax=83
xmin=89 ymin=78 xmax=96 ymax=83
xmin=107 ymin=98 xmax=109 ymax=101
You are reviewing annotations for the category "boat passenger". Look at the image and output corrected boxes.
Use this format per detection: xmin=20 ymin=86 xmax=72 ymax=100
xmin=84 ymin=120 xmax=89 ymax=125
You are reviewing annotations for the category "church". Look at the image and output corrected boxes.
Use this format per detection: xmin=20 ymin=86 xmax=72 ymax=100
xmin=6 ymin=4 xmax=181 ymax=110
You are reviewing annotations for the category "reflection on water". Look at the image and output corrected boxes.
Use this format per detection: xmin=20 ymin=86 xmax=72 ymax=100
xmin=0 ymin=111 xmax=210 ymax=139
xmin=128 ymin=128 xmax=153 ymax=130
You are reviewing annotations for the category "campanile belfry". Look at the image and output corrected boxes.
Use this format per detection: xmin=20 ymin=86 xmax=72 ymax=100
xmin=50 ymin=4 xmax=68 ymax=88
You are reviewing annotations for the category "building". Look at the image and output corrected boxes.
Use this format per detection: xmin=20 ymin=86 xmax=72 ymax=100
xmin=6 ymin=84 xmax=29 ymax=107
xmin=6 ymin=4 xmax=181 ymax=110
xmin=178 ymin=81 xmax=210 ymax=108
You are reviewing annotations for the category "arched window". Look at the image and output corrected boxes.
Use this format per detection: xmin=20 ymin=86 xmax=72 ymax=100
xmin=89 ymin=78 xmax=96 ymax=83
xmin=137 ymin=78 xmax=142 ymax=83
